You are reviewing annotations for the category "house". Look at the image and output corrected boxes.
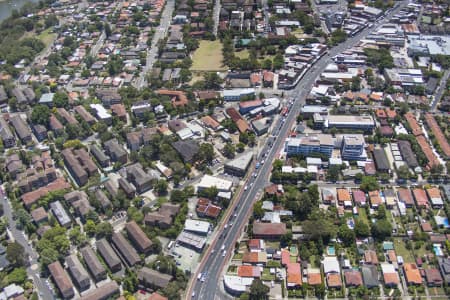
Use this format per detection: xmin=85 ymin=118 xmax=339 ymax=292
xmin=248 ymin=239 xmax=265 ymax=252
xmin=352 ymin=189 xmax=367 ymax=207
xmin=225 ymin=107 xmax=250 ymax=133
xmin=287 ymin=263 xmax=302 ymax=288
xmin=307 ymin=269 xmax=322 ymax=286
xmin=0 ymin=116 xmax=16 ymax=148
xmin=79 ymin=281 xmax=119 ymax=300
xmin=327 ymin=273 xmax=342 ymax=288
xmin=242 ymin=252 xmax=268 ymax=265
xmin=237 ymin=265 xmax=261 ymax=278
xmin=424 ymin=268 xmax=443 ymax=286
xmin=381 ymin=263 xmax=399 ymax=287
xmin=94 ymin=189 xmax=112 ymax=211
xmin=64 ymin=190 xmax=93 ymax=219
xmin=196 ymin=198 xmax=222 ymax=219
xmin=252 ymin=222 xmax=287 ymax=239
xmin=6 ymin=154 xmax=23 ymax=179
xmin=404 ymin=263 xmax=422 ymax=285
xmin=412 ymin=188 xmax=429 ymax=209
xmin=90 ymin=104 xmax=112 ymax=124
xmin=74 ymin=105 xmax=96 ymax=125
xmin=397 ymin=188 xmax=414 ymax=207
xmin=384 ymin=189 xmax=397 ymax=208
xmin=90 ymin=144 xmax=110 ymax=167
xmin=197 ymin=175 xmax=233 ymax=193
xmin=80 ymin=246 xmax=107 ymax=282
xmin=337 ymin=188 xmax=351 ymax=205
xmin=372 ymin=148 xmax=390 ymax=172
xmin=138 ymin=267 xmax=173 ymax=289
xmin=50 ymin=201 xmax=71 ymax=227
xmin=147 ymin=293 xmax=168 ymax=300
xmin=438 ymin=257 xmax=450 ymax=284
xmin=145 ymin=203 xmax=180 ymax=229
xmin=171 ymin=140 xmax=200 ymax=163
xmin=66 ymin=254 xmax=90 ymax=291
xmin=362 ymin=265 xmax=379 ymax=288
xmin=364 ymin=250 xmax=379 ymax=265
xmin=31 ymin=207 xmax=48 ymax=224
xmin=184 ymin=219 xmax=211 ymax=236
xmin=125 ymin=221 xmax=152 ymax=254
xmin=344 ymin=270 xmax=363 ymax=287
xmin=10 ymin=115 xmax=32 ymax=144
xmin=48 ymin=261 xmax=74 ymax=299
xmin=125 ymin=163 xmax=153 ymax=193
xmin=426 ymin=187 xmax=444 ymax=208
xmin=111 ymin=232 xmax=141 ymax=267
xmin=96 ymin=238 xmax=122 ymax=272
xmin=104 ymin=139 xmax=127 ymax=164
xmin=368 ymin=191 xmax=382 ymax=208
xmin=62 ymin=148 xmax=98 ymax=186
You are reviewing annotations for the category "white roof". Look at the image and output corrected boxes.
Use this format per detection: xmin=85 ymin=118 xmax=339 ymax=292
xmin=323 ymin=256 xmax=340 ymax=274
xmin=223 ymin=88 xmax=255 ymax=97
xmin=197 ymin=175 xmax=233 ymax=192
xmin=177 ymin=127 xmax=194 ymax=140
xmin=90 ymin=104 xmax=111 ymax=119
xmin=306 ymin=157 xmax=322 ymax=165
xmin=184 ymin=219 xmax=210 ymax=234
xmin=223 ymin=275 xmax=254 ymax=292
xmin=381 ymin=263 xmax=396 ymax=274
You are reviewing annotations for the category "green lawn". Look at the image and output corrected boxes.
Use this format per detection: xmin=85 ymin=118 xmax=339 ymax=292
xmin=235 ymin=49 xmax=249 ymax=59
xmin=37 ymin=28 xmax=57 ymax=48
xmin=357 ymin=208 xmax=370 ymax=225
xmin=261 ymin=268 xmax=275 ymax=281
xmin=393 ymin=238 xmax=415 ymax=263
xmin=190 ymin=40 xmax=227 ymax=71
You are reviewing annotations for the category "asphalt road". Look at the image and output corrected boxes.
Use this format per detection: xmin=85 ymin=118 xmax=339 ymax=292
xmin=188 ymin=2 xmax=409 ymax=299
xmin=0 ymin=186 xmax=55 ymax=300
xmin=134 ymin=0 xmax=174 ymax=89
xmin=430 ymin=69 xmax=450 ymax=111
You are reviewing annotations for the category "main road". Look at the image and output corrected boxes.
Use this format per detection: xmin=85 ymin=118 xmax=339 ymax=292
xmin=187 ymin=1 xmax=409 ymax=299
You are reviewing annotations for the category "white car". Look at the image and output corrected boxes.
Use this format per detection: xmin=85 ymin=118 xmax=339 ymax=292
xmin=222 ymin=250 xmax=227 ymax=257
xmin=244 ymin=185 xmax=248 ymax=191
xmin=221 ymin=244 xmax=225 ymax=251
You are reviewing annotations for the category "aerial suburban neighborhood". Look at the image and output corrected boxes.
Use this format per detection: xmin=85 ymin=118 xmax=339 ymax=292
xmin=0 ymin=0 xmax=449 ymax=299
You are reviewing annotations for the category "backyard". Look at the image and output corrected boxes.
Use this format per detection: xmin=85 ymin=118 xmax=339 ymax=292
xmin=190 ymin=40 xmax=227 ymax=71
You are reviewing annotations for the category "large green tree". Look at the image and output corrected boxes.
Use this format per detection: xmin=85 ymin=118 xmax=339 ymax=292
xmin=249 ymin=279 xmax=269 ymax=300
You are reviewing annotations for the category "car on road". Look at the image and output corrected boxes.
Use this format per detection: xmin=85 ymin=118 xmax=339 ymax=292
xmin=192 ymin=291 xmax=196 ymax=298
xmin=221 ymin=244 xmax=225 ymax=251
xmin=244 ymin=185 xmax=248 ymax=191
xmin=224 ymin=224 xmax=228 ymax=229
xmin=222 ymin=250 xmax=226 ymax=257
xmin=253 ymin=172 xmax=257 ymax=178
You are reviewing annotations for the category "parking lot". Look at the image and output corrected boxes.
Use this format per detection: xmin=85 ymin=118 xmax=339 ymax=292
xmin=171 ymin=244 xmax=201 ymax=273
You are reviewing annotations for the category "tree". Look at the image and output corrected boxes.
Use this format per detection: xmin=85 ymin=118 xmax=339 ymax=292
xmin=354 ymin=220 xmax=370 ymax=238
xmin=31 ymin=105 xmax=50 ymax=126
xmin=338 ymin=225 xmax=356 ymax=247
xmin=53 ymin=91 xmax=69 ymax=108
xmin=84 ymin=220 xmax=96 ymax=236
xmin=95 ymin=222 xmax=113 ymax=239
xmin=155 ymin=179 xmax=168 ymax=195
xmin=223 ymin=143 xmax=235 ymax=158
xmin=7 ymin=267 xmax=27 ymax=285
xmin=253 ymin=201 xmax=264 ymax=219
xmin=272 ymin=53 xmax=284 ymax=70
xmin=249 ymin=279 xmax=269 ymax=300
xmin=69 ymin=227 xmax=87 ymax=246
xmin=360 ymin=176 xmax=380 ymax=192
xmin=396 ymin=165 xmax=411 ymax=179
xmin=371 ymin=219 xmax=392 ymax=241
xmin=197 ymin=143 xmax=215 ymax=164
xmin=326 ymin=165 xmax=340 ymax=182
xmin=203 ymin=72 xmax=223 ymax=89
xmin=6 ymin=242 xmax=26 ymax=267
xmin=170 ymin=189 xmax=187 ymax=203
xmin=236 ymin=142 xmax=245 ymax=153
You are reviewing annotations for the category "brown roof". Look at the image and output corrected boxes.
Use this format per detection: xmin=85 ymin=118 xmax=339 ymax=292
xmin=384 ymin=273 xmax=400 ymax=285
xmin=327 ymin=273 xmax=342 ymax=288
xmin=48 ymin=261 xmax=74 ymax=298
xmin=424 ymin=268 xmax=443 ymax=285
xmin=397 ymin=188 xmax=414 ymax=206
xmin=369 ymin=191 xmax=382 ymax=206
xmin=425 ymin=113 xmax=450 ymax=158
xmin=225 ymin=107 xmax=249 ymax=133
xmin=196 ymin=91 xmax=218 ymax=100
xmin=125 ymin=221 xmax=152 ymax=253
xmin=31 ymin=207 xmax=47 ymax=222
xmin=416 ymin=135 xmax=440 ymax=169
xmin=307 ymin=272 xmax=322 ymax=285
xmin=156 ymin=89 xmax=188 ymax=107
xmin=404 ymin=263 xmax=422 ymax=285
xmin=426 ymin=187 xmax=442 ymax=200
xmin=80 ymin=281 xmax=119 ymax=300
xmin=252 ymin=222 xmax=287 ymax=237
xmin=111 ymin=104 xmax=127 ymax=118
xmin=413 ymin=188 xmax=429 ymax=208
xmin=201 ymin=115 xmax=221 ymax=130
xmin=337 ymin=188 xmax=351 ymax=202
xmin=387 ymin=250 xmax=397 ymax=263
xmin=147 ymin=293 xmax=169 ymax=300
xmin=21 ymin=178 xmax=71 ymax=207
xmin=237 ymin=265 xmax=261 ymax=277
xmin=405 ymin=112 xmax=423 ymax=136
xmin=421 ymin=221 xmax=433 ymax=232
xmin=344 ymin=270 xmax=363 ymax=286
xmin=242 ymin=252 xmax=268 ymax=264
xmin=364 ymin=250 xmax=379 ymax=265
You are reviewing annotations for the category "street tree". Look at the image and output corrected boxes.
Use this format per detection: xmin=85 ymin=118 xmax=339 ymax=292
xmin=249 ymin=279 xmax=269 ymax=300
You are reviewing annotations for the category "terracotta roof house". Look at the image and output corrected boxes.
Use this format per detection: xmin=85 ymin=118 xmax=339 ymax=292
xmin=387 ymin=250 xmax=397 ymax=263
xmin=147 ymin=293 xmax=168 ymax=300
xmin=31 ymin=207 xmax=48 ymax=224
xmin=421 ymin=221 xmax=433 ymax=232
xmin=381 ymin=263 xmax=399 ymax=287
xmin=242 ymin=252 xmax=268 ymax=265
xmin=138 ymin=267 xmax=173 ymax=289
xmin=426 ymin=187 xmax=444 ymax=208
xmin=48 ymin=261 xmax=74 ymax=299
xmin=404 ymin=112 xmax=423 ymax=136
xmin=368 ymin=191 xmax=382 ymax=208
xmin=352 ymin=189 xmax=366 ymax=207
xmin=156 ymin=89 xmax=188 ymax=107
xmin=281 ymin=249 xmax=290 ymax=266
xmin=252 ymin=222 xmax=287 ymax=240
xmin=125 ymin=221 xmax=152 ymax=253
xmin=201 ymin=115 xmax=221 ymax=131
xmin=287 ymin=263 xmax=302 ymax=288
xmin=397 ymin=188 xmax=414 ymax=207
xmin=344 ymin=270 xmax=363 ymax=287
xmin=237 ymin=265 xmax=261 ymax=278
xmin=412 ymin=188 xmax=429 ymax=209
xmin=364 ymin=250 xmax=379 ymax=265
xmin=248 ymin=239 xmax=265 ymax=252
xmin=404 ymin=263 xmax=422 ymax=285
xmin=424 ymin=268 xmax=443 ymax=286
xmin=425 ymin=113 xmax=450 ymax=158
xmin=337 ymin=188 xmax=351 ymax=205
xmin=307 ymin=271 xmax=322 ymax=285
xmin=196 ymin=198 xmax=222 ymax=219
xmin=327 ymin=273 xmax=342 ymax=288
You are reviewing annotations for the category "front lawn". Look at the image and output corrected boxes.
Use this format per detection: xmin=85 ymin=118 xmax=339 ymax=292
xmin=190 ymin=40 xmax=227 ymax=71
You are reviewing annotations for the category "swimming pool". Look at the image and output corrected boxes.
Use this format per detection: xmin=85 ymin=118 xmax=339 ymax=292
xmin=327 ymin=246 xmax=336 ymax=256
xmin=433 ymin=244 xmax=443 ymax=257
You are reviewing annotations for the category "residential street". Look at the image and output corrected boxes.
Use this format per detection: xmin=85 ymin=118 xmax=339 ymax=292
xmin=0 ymin=186 xmax=55 ymax=300
xmin=187 ymin=1 xmax=410 ymax=299
xmin=134 ymin=0 xmax=175 ymax=89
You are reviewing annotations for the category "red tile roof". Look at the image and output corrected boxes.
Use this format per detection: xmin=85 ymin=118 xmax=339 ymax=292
xmin=425 ymin=113 xmax=450 ymax=158
xmin=252 ymin=222 xmax=286 ymax=237
xmin=397 ymin=188 xmax=414 ymax=206
xmin=412 ymin=188 xmax=429 ymax=208
xmin=156 ymin=89 xmax=188 ymax=107
xmin=237 ymin=265 xmax=261 ymax=278
xmin=287 ymin=263 xmax=302 ymax=286
xmin=281 ymin=249 xmax=290 ymax=266
xmin=147 ymin=293 xmax=168 ymax=300
xmin=327 ymin=273 xmax=342 ymax=288
xmin=344 ymin=270 xmax=362 ymax=286
xmin=404 ymin=263 xmax=422 ymax=285
xmin=405 ymin=112 xmax=423 ymax=136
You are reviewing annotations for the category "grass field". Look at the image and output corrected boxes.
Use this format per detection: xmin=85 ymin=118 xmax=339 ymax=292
xmin=191 ymin=40 xmax=227 ymax=71
xmin=393 ymin=238 xmax=415 ymax=263
xmin=235 ymin=49 xmax=250 ymax=59
xmin=37 ymin=28 xmax=57 ymax=48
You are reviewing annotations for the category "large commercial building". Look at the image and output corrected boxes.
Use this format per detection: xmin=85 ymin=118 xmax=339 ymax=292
xmin=285 ymin=134 xmax=334 ymax=157
xmin=324 ymin=115 xmax=375 ymax=132
xmin=340 ymin=135 xmax=366 ymax=161
xmin=224 ymin=151 xmax=253 ymax=177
